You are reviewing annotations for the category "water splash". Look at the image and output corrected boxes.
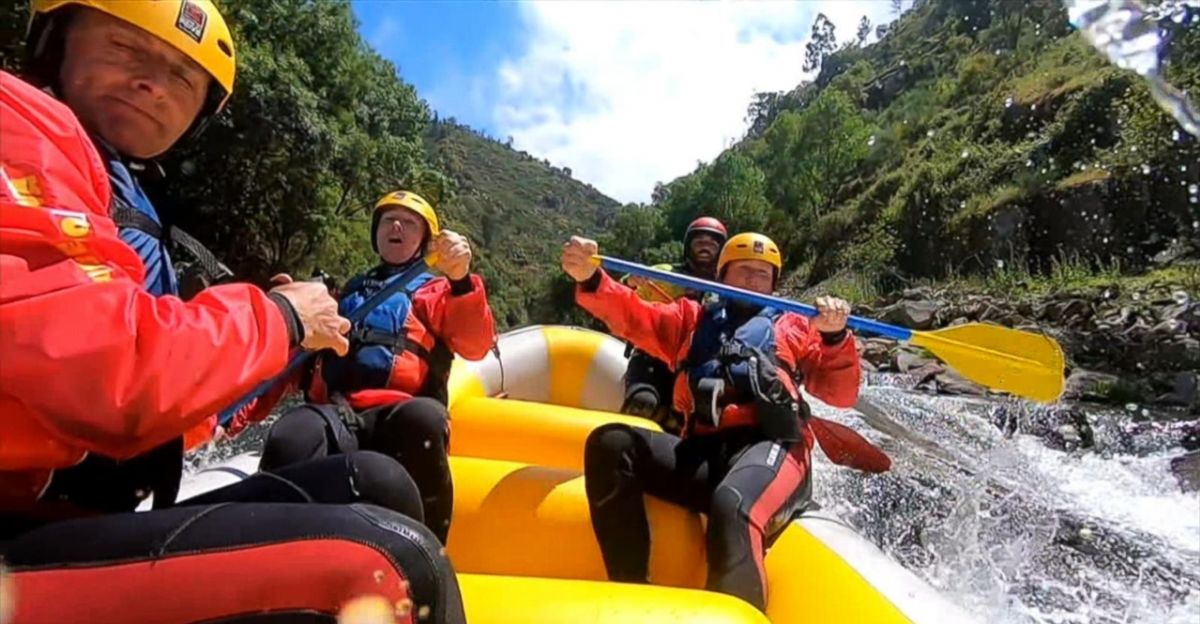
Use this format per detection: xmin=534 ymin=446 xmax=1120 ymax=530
xmin=1065 ymin=0 xmax=1200 ymax=137
xmin=816 ymin=386 xmax=1200 ymax=624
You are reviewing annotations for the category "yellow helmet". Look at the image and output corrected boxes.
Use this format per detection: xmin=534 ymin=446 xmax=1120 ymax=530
xmin=372 ymin=190 xmax=441 ymax=252
xmin=27 ymin=0 xmax=236 ymax=131
xmin=717 ymin=232 xmax=783 ymax=276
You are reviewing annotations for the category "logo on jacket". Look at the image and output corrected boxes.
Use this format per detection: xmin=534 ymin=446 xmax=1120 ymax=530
xmin=176 ymin=0 xmax=208 ymax=43
xmin=1 ymin=168 xmax=44 ymax=207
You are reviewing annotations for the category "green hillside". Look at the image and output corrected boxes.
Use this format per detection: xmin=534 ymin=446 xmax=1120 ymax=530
xmin=641 ymin=0 xmax=1199 ymax=302
xmin=425 ymin=121 xmax=619 ymax=328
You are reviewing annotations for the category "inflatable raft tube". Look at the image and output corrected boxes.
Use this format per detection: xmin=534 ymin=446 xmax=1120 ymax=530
xmin=163 ymin=451 xmax=974 ymax=623
xmin=154 ymin=325 xmax=978 ymax=623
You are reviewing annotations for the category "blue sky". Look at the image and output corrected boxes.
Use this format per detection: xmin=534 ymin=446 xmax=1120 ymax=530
xmin=352 ymin=1 xmax=521 ymax=136
xmin=350 ymin=1 xmax=902 ymax=203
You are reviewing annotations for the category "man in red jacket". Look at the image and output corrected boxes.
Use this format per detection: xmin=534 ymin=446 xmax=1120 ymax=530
xmin=0 ymin=2 xmax=463 ymax=622
xmin=259 ymin=190 xmax=498 ymax=544
xmin=561 ymin=232 xmax=860 ymax=611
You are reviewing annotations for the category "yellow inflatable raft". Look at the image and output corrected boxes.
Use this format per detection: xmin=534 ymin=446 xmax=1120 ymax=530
xmin=166 ymin=325 xmax=977 ymax=623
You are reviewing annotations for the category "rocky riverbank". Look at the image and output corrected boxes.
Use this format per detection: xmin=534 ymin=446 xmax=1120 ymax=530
xmin=854 ymin=281 xmax=1199 ymax=413
xmin=847 ymin=275 xmax=1200 ymax=490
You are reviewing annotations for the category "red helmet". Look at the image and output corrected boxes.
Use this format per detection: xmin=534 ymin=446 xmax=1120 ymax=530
xmin=685 ymin=217 xmax=727 ymax=245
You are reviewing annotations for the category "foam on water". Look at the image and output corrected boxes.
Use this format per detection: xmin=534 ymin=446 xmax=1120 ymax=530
xmin=812 ymin=385 xmax=1200 ymax=624
xmin=1015 ymin=438 xmax=1200 ymax=554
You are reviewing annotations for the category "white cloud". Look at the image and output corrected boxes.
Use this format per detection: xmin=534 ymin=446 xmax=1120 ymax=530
xmin=491 ymin=1 xmax=898 ymax=203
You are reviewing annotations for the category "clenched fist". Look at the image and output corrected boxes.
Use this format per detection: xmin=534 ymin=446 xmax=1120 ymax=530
xmin=561 ymin=236 xmax=599 ymax=282
xmin=270 ymin=280 xmax=351 ymax=356
xmin=433 ymin=230 xmax=472 ymax=281
xmin=813 ymin=296 xmax=851 ymax=333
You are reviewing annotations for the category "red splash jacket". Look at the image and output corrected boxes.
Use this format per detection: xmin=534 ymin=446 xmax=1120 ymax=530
xmin=0 ymin=71 xmax=291 ymax=504
xmin=576 ymin=270 xmax=861 ymax=435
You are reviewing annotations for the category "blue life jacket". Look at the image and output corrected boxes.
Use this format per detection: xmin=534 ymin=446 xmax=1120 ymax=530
xmin=683 ymin=301 xmax=803 ymax=440
xmin=101 ymin=144 xmax=231 ymax=299
xmin=320 ymin=263 xmax=454 ymax=404
xmin=686 ymin=301 xmax=784 ymax=398
xmin=106 ymin=155 xmax=178 ymax=296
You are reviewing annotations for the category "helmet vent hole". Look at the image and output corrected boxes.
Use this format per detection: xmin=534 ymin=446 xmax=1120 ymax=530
xmin=217 ymin=39 xmax=232 ymax=57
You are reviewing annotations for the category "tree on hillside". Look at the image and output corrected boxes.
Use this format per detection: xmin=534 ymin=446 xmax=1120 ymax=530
xmin=696 ymin=152 xmax=771 ymax=234
xmin=802 ymin=14 xmax=837 ymax=72
xmin=891 ymin=0 xmax=904 ymax=19
xmin=856 ymin=16 xmax=872 ymax=47
xmin=600 ymin=204 xmax=668 ymax=263
xmin=746 ymin=91 xmax=784 ymax=138
xmin=0 ymin=2 xmax=25 ymax=72
xmin=758 ymin=89 xmax=876 ymax=221
xmin=651 ymin=151 xmax=771 ymax=246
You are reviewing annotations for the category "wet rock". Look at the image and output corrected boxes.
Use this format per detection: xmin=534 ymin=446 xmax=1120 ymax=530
xmin=1183 ymin=424 xmax=1200 ymax=451
xmin=1063 ymin=369 xmax=1120 ymax=401
xmin=1104 ymin=306 xmax=1136 ymax=328
xmin=895 ymin=350 xmax=937 ymax=373
xmin=911 ymin=364 xmax=947 ymax=387
xmin=881 ymin=300 xmax=940 ymax=330
xmin=1121 ymin=319 xmax=1152 ymax=341
xmin=931 ymin=369 xmax=988 ymax=397
xmin=1024 ymin=407 xmax=1097 ymax=451
xmin=1040 ymin=298 xmax=1091 ymax=323
xmin=1161 ymin=300 xmax=1198 ymax=327
xmin=1151 ymin=337 xmax=1200 ymax=370
xmin=1151 ymin=319 xmax=1188 ymax=337
xmin=1170 ymin=451 xmax=1200 ymax=493
xmin=859 ymin=338 xmax=894 ymax=369
xmin=1055 ymin=424 xmax=1084 ymax=449
xmin=860 ymin=359 xmax=878 ymax=373
xmin=1156 ymin=372 xmax=1199 ymax=408
xmin=1054 ymin=408 xmax=1096 ymax=451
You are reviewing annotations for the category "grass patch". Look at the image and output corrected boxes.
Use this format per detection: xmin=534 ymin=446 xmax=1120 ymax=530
xmin=798 ymin=270 xmax=882 ymax=306
xmin=1055 ymin=167 xmax=1111 ymax=190
xmin=927 ymin=260 xmax=1194 ymax=302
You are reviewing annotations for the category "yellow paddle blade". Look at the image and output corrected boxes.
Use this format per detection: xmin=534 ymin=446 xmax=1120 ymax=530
xmin=909 ymin=323 xmax=1065 ymax=403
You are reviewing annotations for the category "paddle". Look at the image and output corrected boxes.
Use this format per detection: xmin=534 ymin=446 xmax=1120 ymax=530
xmin=218 ymin=255 xmax=436 ymax=427
xmin=593 ymin=256 xmax=1066 ymax=404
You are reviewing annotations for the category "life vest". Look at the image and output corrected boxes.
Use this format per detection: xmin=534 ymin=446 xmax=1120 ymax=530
xmin=102 ymin=149 xmax=232 ymax=299
xmin=316 ymin=264 xmax=455 ymax=406
xmin=103 ymin=151 xmax=179 ymax=296
xmin=679 ymin=301 xmax=805 ymax=441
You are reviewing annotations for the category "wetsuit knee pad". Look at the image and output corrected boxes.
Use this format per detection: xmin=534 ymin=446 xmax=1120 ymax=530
xmin=621 ymin=386 xmax=660 ymax=418
xmin=344 ymin=451 xmax=424 ymax=522
xmin=709 ymin=482 xmax=751 ymax=528
xmin=584 ymin=424 xmax=639 ymax=466
xmin=379 ymin=398 xmax=449 ymax=440
xmin=264 ymin=406 xmax=328 ymax=449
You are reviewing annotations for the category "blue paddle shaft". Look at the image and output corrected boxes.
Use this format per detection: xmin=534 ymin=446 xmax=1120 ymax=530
xmin=598 ymin=256 xmax=913 ymax=341
xmin=218 ymin=259 xmax=432 ymax=427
